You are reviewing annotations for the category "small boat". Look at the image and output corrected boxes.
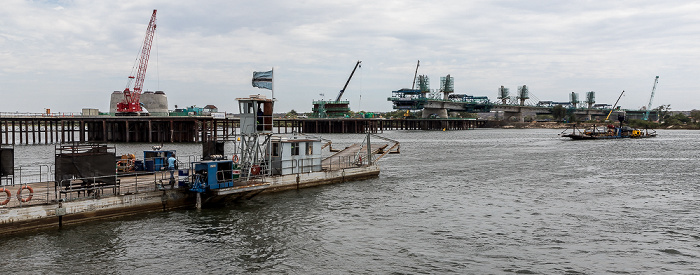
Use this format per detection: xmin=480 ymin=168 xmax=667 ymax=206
xmin=560 ymin=124 xmax=657 ymax=140
xmin=561 ymin=90 xmax=657 ymax=140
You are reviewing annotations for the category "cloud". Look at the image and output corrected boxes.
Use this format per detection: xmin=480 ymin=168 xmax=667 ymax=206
xmin=1 ymin=0 xmax=699 ymax=113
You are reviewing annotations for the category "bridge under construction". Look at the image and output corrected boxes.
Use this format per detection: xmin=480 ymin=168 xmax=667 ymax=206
xmin=388 ymin=74 xmax=660 ymax=122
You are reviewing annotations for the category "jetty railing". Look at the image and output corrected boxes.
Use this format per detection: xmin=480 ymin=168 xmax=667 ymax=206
xmin=0 ymin=155 xmax=199 ymax=209
xmin=270 ymin=157 xmax=324 ymax=175
xmin=322 ymin=155 xmax=357 ymax=171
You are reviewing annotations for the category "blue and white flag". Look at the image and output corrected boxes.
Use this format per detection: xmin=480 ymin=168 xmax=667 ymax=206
xmin=252 ymin=70 xmax=273 ymax=90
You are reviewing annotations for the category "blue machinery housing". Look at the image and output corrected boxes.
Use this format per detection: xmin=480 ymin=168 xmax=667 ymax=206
xmin=189 ymin=159 xmax=241 ymax=193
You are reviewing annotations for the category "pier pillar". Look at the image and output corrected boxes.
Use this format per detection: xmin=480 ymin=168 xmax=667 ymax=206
xmin=32 ymin=120 xmax=37 ymax=144
xmin=19 ymin=121 xmax=24 ymax=144
xmin=50 ymin=121 xmax=54 ymax=143
xmin=44 ymin=120 xmax=48 ymax=144
xmin=422 ymin=108 xmax=448 ymax=118
xmin=503 ymin=111 xmax=525 ymax=122
xmin=79 ymin=120 xmax=85 ymax=142
xmin=12 ymin=121 xmax=16 ymax=145
xmin=102 ymin=120 xmax=107 ymax=142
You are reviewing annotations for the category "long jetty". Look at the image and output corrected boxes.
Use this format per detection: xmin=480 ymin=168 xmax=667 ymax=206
xmin=0 ymin=115 xmax=485 ymax=145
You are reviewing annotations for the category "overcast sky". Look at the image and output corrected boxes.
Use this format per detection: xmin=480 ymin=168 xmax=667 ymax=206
xmin=2 ymin=0 xmax=699 ymax=114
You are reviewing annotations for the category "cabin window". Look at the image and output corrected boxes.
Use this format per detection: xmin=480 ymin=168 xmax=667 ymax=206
xmin=272 ymin=142 xmax=279 ymax=157
xmin=306 ymin=142 xmax=313 ymax=155
xmin=291 ymin=142 xmax=300 ymax=156
xmin=240 ymin=102 xmax=253 ymax=114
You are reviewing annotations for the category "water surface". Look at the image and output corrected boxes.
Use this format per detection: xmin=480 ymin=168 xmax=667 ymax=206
xmin=2 ymin=129 xmax=699 ymax=274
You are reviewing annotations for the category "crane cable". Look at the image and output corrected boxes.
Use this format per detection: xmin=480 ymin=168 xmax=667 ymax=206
xmin=155 ymin=27 xmax=160 ymax=91
xmin=358 ymin=64 xmax=363 ymax=111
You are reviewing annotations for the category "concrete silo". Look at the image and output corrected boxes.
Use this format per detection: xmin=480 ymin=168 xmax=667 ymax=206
xmin=110 ymin=91 xmax=123 ymax=114
xmin=140 ymin=91 xmax=169 ymax=116
xmin=110 ymin=90 xmax=169 ymax=116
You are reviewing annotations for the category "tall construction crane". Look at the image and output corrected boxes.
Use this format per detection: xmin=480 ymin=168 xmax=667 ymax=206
xmin=605 ymin=90 xmax=625 ymax=121
xmin=117 ymin=9 xmax=157 ymax=116
xmin=643 ymin=76 xmax=660 ymax=121
xmin=335 ymin=60 xmax=362 ymax=102
xmin=411 ymin=60 xmax=420 ymax=90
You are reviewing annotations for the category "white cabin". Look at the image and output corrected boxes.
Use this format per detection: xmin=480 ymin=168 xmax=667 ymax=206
xmin=268 ymin=136 xmax=322 ymax=175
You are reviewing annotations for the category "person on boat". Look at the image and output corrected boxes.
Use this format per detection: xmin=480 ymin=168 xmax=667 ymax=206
xmin=257 ymin=104 xmax=264 ymax=131
xmin=167 ymin=154 xmax=177 ymax=184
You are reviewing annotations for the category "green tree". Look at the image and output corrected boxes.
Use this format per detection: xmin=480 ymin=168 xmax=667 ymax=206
xmin=285 ymin=109 xmax=299 ymax=118
xmin=552 ymin=105 xmax=567 ymax=121
xmin=628 ymin=119 xmax=658 ymax=129
xmin=655 ymin=104 xmax=672 ymax=120
xmin=662 ymin=113 xmax=690 ymax=126
xmin=690 ymin=109 xmax=700 ymax=123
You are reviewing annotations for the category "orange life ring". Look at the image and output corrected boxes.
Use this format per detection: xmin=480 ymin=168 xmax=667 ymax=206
xmin=17 ymin=186 xmax=33 ymax=203
xmin=0 ymin=188 xmax=10 ymax=205
xmin=232 ymin=155 xmax=239 ymax=163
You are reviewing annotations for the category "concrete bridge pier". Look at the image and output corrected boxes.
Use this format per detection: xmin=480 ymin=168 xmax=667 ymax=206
xmin=422 ymin=108 xmax=449 ymax=119
xmin=503 ymin=111 xmax=525 ymax=122
xmin=572 ymin=110 xmax=595 ymax=121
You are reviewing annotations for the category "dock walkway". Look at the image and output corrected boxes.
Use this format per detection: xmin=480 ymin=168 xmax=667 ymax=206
xmin=322 ymin=135 xmax=399 ymax=170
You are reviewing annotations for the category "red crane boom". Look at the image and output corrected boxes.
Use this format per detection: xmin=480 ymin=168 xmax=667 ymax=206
xmin=117 ymin=9 xmax=157 ymax=114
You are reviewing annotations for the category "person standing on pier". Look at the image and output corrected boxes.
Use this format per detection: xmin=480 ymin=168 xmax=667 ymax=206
xmin=167 ymin=154 xmax=177 ymax=185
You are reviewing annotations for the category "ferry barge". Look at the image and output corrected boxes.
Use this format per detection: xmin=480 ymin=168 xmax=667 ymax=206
xmin=0 ymin=95 xmax=399 ymax=236
xmin=560 ymin=110 xmax=657 ymax=140
xmin=560 ymin=124 xmax=657 ymax=140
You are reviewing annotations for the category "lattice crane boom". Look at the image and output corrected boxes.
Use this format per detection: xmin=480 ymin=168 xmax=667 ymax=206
xmin=643 ymin=76 xmax=659 ymax=121
xmin=335 ymin=60 xmax=361 ymax=102
xmin=117 ymin=9 xmax=157 ymax=114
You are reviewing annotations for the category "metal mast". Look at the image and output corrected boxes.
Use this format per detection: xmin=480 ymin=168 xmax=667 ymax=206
xmin=117 ymin=9 xmax=157 ymax=114
xmin=643 ymin=76 xmax=660 ymax=121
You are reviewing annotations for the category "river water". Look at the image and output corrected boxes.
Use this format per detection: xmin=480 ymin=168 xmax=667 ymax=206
xmin=2 ymin=129 xmax=699 ymax=274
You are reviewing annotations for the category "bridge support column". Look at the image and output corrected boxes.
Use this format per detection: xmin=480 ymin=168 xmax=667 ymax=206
xmin=503 ymin=111 xmax=524 ymax=122
xmin=422 ymin=108 xmax=448 ymax=119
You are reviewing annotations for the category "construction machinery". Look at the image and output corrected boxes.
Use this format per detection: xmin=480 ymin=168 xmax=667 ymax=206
xmin=643 ymin=76 xmax=660 ymax=121
xmin=116 ymin=10 xmax=157 ymax=116
xmin=605 ymin=90 xmax=625 ymax=121
xmin=411 ymin=60 xmax=420 ymax=90
xmin=335 ymin=60 xmax=362 ymax=102
xmin=312 ymin=60 xmax=362 ymax=118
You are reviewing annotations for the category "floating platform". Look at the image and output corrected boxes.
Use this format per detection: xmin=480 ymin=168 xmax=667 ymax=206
xmin=0 ymin=147 xmax=385 ymax=236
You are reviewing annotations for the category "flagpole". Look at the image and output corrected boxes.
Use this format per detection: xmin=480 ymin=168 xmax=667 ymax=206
xmin=271 ymin=67 xmax=275 ymax=100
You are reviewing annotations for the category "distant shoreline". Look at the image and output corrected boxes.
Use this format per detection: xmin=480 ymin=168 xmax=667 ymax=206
xmin=488 ymin=121 xmax=698 ymax=130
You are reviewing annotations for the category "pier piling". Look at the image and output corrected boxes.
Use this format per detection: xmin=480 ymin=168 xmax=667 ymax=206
xmin=1 ymin=116 xmax=486 ymax=144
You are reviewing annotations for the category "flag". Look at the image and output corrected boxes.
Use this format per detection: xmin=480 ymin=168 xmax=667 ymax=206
xmin=252 ymin=70 xmax=273 ymax=90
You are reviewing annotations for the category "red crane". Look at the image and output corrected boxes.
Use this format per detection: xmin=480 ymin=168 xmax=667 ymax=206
xmin=117 ymin=9 xmax=157 ymax=115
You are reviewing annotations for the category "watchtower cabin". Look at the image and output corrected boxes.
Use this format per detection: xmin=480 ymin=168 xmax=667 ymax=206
xmin=237 ymin=94 xmax=274 ymax=135
xmin=236 ymin=95 xmax=275 ymax=180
